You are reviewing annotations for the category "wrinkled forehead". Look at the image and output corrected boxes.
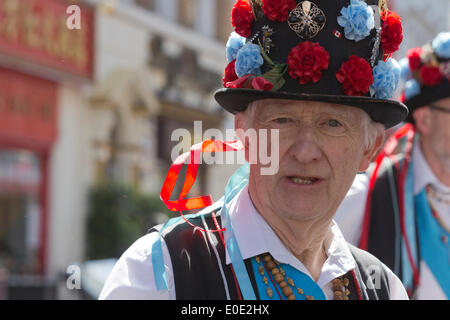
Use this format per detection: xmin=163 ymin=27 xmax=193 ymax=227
xmin=249 ymin=99 xmax=366 ymax=122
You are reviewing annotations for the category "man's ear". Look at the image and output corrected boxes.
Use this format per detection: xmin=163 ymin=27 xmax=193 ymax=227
xmin=412 ymin=107 xmax=432 ymax=137
xmin=358 ymin=127 xmax=385 ymax=172
xmin=234 ymin=113 xmax=250 ymax=163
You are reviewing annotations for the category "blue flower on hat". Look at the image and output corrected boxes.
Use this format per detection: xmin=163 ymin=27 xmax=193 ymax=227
xmin=432 ymin=32 xmax=450 ymax=59
xmin=371 ymin=59 xmax=401 ymax=99
xmin=404 ymin=79 xmax=421 ymax=100
xmin=337 ymin=0 xmax=375 ymax=42
xmin=235 ymin=43 xmax=264 ymax=77
xmin=399 ymin=57 xmax=412 ymax=82
xmin=226 ymin=32 xmax=246 ymax=62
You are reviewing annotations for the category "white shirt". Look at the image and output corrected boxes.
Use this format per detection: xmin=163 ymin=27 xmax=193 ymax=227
xmin=335 ymin=142 xmax=449 ymax=300
xmin=99 ymin=185 xmax=408 ymax=300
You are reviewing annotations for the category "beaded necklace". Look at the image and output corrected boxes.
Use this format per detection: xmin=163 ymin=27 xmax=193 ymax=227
xmin=254 ymin=253 xmax=351 ymax=300
xmin=427 ymin=184 xmax=450 ymax=207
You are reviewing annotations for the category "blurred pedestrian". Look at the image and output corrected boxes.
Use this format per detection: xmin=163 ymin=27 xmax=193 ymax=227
xmin=335 ymin=31 xmax=450 ymax=299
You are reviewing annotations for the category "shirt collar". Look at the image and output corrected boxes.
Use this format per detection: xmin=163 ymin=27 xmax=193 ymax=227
xmin=223 ymin=184 xmax=356 ymax=286
xmin=412 ymin=140 xmax=450 ymax=195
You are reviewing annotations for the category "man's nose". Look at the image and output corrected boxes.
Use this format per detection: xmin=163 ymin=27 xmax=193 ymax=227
xmin=288 ymin=126 xmax=323 ymax=164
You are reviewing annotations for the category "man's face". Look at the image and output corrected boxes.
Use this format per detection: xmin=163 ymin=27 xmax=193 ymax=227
xmin=428 ymin=97 xmax=450 ymax=172
xmin=237 ymin=99 xmax=379 ymax=222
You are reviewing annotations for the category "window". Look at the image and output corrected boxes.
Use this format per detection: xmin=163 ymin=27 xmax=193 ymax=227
xmin=215 ymin=0 xmax=234 ymax=43
xmin=178 ymin=0 xmax=196 ymax=29
xmin=134 ymin=0 xmax=156 ymax=11
xmin=0 ymin=150 xmax=41 ymax=275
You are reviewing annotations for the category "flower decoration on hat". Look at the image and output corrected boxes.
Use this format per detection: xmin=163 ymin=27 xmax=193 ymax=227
xmin=404 ymin=79 xmax=421 ymax=100
xmin=420 ymin=65 xmax=443 ymax=86
xmin=287 ymin=41 xmax=330 ymax=85
xmin=337 ymin=0 xmax=375 ymax=42
xmin=380 ymin=11 xmax=403 ymax=55
xmin=225 ymin=74 xmax=274 ymax=91
xmin=235 ymin=43 xmax=264 ymax=77
xmin=432 ymin=32 xmax=450 ymax=59
xmin=226 ymin=32 xmax=246 ymax=62
xmin=399 ymin=58 xmax=412 ymax=82
xmin=232 ymin=0 xmax=254 ymax=38
xmin=223 ymin=59 xmax=239 ymax=86
xmin=399 ymin=32 xmax=450 ymax=101
xmin=336 ymin=55 xmax=374 ymax=96
xmin=222 ymin=0 xmax=408 ymax=102
xmin=407 ymin=47 xmax=423 ymax=71
xmin=370 ymin=58 xmax=401 ymax=99
xmin=261 ymin=0 xmax=296 ymax=22
xmin=216 ymin=0 xmax=410 ymax=129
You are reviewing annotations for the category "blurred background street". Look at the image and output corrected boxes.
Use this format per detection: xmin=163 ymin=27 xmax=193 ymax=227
xmin=0 ymin=0 xmax=448 ymax=299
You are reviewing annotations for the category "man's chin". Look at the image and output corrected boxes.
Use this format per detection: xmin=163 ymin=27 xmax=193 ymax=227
xmin=277 ymin=204 xmax=329 ymax=222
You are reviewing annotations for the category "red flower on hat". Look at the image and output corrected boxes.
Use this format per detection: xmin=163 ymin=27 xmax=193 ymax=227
xmin=223 ymin=59 xmax=238 ymax=87
xmin=336 ymin=56 xmax=374 ymax=96
xmin=420 ymin=66 xmax=443 ymax=86
xmin=252 ymin=76 xmax=274 ymax=91
xmin=287 ymin=41 xmax=330 ymax=85
xmin=261 ymin=0 xmax=297 ymax=22
xmin=380 ymin=11 xmax=403 ymax=54
xmin=231 ymin=0 xmax=254 ymax=38
xmin=225 ymin=74 xmax=273 ymax=91
xmin=407 ymin=47 xmax=423 ymax=71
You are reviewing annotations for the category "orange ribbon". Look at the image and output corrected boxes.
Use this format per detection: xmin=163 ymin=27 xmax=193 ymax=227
xmin=160 ymin=139 xmax=244 ymax=212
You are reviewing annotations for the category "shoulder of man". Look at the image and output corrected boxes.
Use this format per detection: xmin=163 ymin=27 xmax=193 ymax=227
xmin=347 ymin=243 xmax=393 ymax=300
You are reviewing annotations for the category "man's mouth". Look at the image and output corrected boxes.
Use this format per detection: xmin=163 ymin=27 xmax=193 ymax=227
xmin=288 ymin=176 xmax=321 ymax=185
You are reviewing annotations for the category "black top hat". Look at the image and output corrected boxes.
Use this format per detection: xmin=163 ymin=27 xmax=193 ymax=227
xmin=215 ymin=0 xmax=408 ymax=128
xmin=399 ymin=32 xmax=450 ymax=122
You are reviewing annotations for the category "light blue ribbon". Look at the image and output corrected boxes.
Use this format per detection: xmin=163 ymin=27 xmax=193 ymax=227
xmin=152 ymin=217 xmax=182 ymax=291
xmin=416 ymin=189 xmax=450 ymax=298
xmin=220 ymin=162 xmax=257 ymax=300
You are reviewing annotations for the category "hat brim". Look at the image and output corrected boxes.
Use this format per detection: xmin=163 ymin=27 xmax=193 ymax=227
xmin=214 ymin=88 xmax=409 ymax=129
xmin=404 ymin=80 xmax=450 ymax=123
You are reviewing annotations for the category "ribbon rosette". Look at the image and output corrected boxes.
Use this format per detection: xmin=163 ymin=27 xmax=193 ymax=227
xmin=336 ymin=55 xmax=374 ymax=96
xmin=337 ymin=0 xmax=375 ymax=42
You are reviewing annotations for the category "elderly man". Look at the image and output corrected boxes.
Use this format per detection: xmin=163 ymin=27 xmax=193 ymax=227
xmin=335 ymin=31 xmax=450 ymax=299
xmin=100 ymin=0 xmax=408 ymax=300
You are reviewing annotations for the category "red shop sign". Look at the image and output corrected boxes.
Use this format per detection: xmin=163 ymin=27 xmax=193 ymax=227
xmin=0 ymin=0 xmax=94 ymax=79
xmin=0 ymin=67 xmax=58 ymax=150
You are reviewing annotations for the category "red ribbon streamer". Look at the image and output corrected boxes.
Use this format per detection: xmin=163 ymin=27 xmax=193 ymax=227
xmin=159 ymin=139 xmax=244 ymax=231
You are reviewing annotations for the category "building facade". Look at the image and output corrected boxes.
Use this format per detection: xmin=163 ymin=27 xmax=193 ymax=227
xmin=0 ymin=0 xmax=238 ymax=299
xmin=0 ymin=0 xmax=95 ymax=299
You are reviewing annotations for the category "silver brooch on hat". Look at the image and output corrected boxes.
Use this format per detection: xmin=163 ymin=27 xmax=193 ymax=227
xmin=262 ymin=25 xmax=275 ymax=54
xmin=287 ymin=1 xmax=326 ymax=40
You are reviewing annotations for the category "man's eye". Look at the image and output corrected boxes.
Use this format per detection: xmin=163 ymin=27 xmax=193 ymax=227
xmin=319 ymin=118 xmax=346 ymax=136
xmin=273 ymin=118 xmax=291 ymax=124
xmin=327 ymin=119 xmax=342 ymax=127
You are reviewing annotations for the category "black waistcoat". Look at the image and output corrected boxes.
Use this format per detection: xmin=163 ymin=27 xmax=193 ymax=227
xmin=365 ymin=155 xmax=421 ymax=296
xmin=149 ymin=207 xmax=391 ymax=300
